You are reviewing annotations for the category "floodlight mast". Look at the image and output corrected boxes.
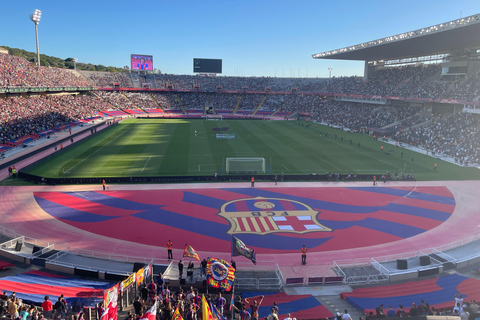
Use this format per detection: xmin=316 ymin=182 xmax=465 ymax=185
xmin=29 ymin=9 xmax=42 ymax=67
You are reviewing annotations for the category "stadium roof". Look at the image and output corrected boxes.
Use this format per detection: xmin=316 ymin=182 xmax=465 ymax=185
xmin=312 ymin=14 xmax=480 ymax=61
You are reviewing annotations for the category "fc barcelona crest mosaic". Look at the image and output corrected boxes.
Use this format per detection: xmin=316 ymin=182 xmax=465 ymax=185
xmin=218 ymin=197 xmax=331 ymax=235
xmin=33 ymin=186 xmax=455 ymax=254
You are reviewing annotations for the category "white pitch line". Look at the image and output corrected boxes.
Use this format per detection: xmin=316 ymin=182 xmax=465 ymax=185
xmin=282 ymin=164 xmax=290 ymax=171
xmin=141 ymin=155 xmax=153 ymax=172
xmin=314 ymin=154 xmax=342 ymax=171
xmin=73 ymin=192 xmax=88 ymax=198
xmin=65 ymin=128 xmax=128 ymax=174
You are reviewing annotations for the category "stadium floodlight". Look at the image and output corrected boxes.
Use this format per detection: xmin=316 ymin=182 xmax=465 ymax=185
xmin=29 ymin=9 xmax=42 ymax=67
xmin=73 ymin=58 xmax=78 ymax=71
xmin=328 ymin=67 xmax=333 ymax=78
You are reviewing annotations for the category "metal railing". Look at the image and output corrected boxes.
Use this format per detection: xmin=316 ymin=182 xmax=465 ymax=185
xmin=1 ymin=219 xmax=480 ymax=285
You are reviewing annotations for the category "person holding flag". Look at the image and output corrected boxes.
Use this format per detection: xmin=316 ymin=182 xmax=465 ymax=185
xmin=244 ymin=296 xmax=264 ymax=320
xmin=215 ymin=293 xmax=226 ymax=315
xmin=232 ymin=295 xmax=244 ymax=320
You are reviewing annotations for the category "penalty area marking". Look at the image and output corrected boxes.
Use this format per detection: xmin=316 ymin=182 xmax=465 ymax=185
xmin=282 ymin=164 xmax=290 ymax=171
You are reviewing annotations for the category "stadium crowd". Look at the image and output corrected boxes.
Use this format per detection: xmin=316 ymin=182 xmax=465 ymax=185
xmin=393 ymin=112 xmax=480 ymax=164
xmin=360 ymin=294 xmax=479 ymax=320
xmin=0 ymin=53 xmax=89 ymax=87
xmin=310 ymin=101 xmax=418 ymax=131
xmin=0 ymin=95 xmax=109 ymax=144
xmin=2 ymin=51 xmax=480 ymax=102
xmin=80 ymin=63 xmax=480 ymax=102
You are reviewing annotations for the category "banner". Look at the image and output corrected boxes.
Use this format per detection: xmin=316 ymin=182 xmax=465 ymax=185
xmin=120 ymin=273 xmax=136 ymax=292
xmin=101 ymin=284 xmax=118 ymax=320
xmin=183 ymin=244 xmax=200 ymax=261
xmin=232 ymin=236 xmax=256 ymax=264
xmin=206 ymin=258 xmax=235 ymax=291
xmin=136 ymin=268 xmax=145 ymax=286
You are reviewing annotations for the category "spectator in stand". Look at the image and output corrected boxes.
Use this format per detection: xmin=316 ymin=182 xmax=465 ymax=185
xmin=410 ymin=303 xmax=418 ymax=317
xmin=42 ymin=296 xmax=53 ymax=319
xmin=396 ymin=305 xmax=406 ymax=318
xmin=386 ymin=306 xmax=396 ymax=318
xmin=375 ymin=304 xmax=385 ymax=318
xmin=341 ymin=309 xmax=352 ymax=320
xmin=133 ymin=296 xmax=142 ymax=316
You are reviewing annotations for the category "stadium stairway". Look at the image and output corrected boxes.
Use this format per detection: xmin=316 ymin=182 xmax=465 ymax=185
xmin=148 ymin=93 xmax=165 ymax=111
xmin=271 ymin=103 xmax=284 ymax=117
xmin=252 ymin=96 xmax=267 ymax=116
xmin=232 ymin=96 xmax=242 ymax=114
xmin=174 ymin=94 xmax=187 ymax=114
xmin=319 ymin=294 xmax=365 ymax=320
xmin=285 ymin=285 xmax=364 ymax=320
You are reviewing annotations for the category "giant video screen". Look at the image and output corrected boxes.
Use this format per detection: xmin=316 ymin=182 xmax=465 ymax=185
xmin=193 ymin=58 xmax=222 ymax=73
xmin=131 ymin=54 xmax=153 ymax=71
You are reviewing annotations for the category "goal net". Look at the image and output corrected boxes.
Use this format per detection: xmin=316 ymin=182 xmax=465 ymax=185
xmin=226 ymin=158 xmax=265 ymax=174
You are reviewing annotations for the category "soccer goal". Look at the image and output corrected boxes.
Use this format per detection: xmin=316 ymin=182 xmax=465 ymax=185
xmin=226 ymin=157 xmax=266 ymax=174
xmin=206 ymin=114 xmax=222 ymax=121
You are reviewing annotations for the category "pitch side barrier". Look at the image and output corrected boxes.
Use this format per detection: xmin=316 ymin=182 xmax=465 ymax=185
xmin=18 ymin=172 xmax=381 ymax=185
xmin=0 ymin=121 xmax=106 ymax=172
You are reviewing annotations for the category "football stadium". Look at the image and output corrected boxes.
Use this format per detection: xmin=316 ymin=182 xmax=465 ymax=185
xmin=1 ymin=8 xmax=480 ymax=320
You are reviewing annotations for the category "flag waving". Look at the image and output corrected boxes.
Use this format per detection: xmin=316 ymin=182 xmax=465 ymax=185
xmin=183 ymin=244 xmax=200 ymax=261
xmin=101 ymin=284 xmax=118 ymax=320
xmin=206 ymin=258 xmax=235 ymax=291
xmin=202 ymin=295 xmax=214 ymax=320
xmin=140 ymin=301 xmax=158 ymax=320
xmin=209 ymin=300 xmax=227 ymax=320
xmin=232 ymin=236 xmax=256 ymax=264
xmin=172 ymin=305 xmax=184 ymax=320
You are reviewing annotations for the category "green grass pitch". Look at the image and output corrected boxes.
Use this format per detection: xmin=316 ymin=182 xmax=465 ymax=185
xmin=24 ymin=118 xmax=480 ymax=181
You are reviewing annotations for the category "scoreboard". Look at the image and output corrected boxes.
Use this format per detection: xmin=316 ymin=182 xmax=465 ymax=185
xmin=193 ymin=58 xmax=222 ymax=74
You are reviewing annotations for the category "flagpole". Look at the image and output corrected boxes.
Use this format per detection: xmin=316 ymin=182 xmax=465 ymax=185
xmin=230 ymin=285 xmax=235 ymax=320
xmin=231 ymin=235 xmax=233 ymax=260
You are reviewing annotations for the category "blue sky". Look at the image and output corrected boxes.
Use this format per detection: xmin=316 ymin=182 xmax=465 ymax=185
xmin=1 ymin=1 xmax=479 ymax=77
